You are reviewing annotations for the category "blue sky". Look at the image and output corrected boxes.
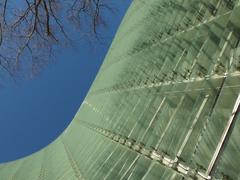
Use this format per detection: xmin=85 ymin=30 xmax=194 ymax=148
xmin=0 ymin=1 xmax=131 ymax=163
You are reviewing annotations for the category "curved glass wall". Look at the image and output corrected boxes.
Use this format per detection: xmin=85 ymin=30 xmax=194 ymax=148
xmin=0 ymin=0 xmax=240 ymax=179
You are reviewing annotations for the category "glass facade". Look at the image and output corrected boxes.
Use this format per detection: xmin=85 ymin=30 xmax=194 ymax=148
xmin=0 ymin=0 xmax=240 ymax=179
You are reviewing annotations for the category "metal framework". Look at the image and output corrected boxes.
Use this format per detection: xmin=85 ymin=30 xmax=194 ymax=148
xmin=0 ymin=0 xmax=240 ymax=179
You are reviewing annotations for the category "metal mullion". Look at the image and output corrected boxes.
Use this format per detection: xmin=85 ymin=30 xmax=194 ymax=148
xmin=139 ymin=97 xmax=166 ymax=142
xmin=127 ymin=97 xmax=153 ymax=138
xmin=102 ymin=148 xmax=131 ymax=179
xmin=154 ymin=95 xmax=186 ymax=149
xmin=176 ymin=94 xmax=210 ymax=157
xmin=206 ymin=93 xmax=240 ymax=176
xmin=117 ymin=98 xmax=141 ymax=134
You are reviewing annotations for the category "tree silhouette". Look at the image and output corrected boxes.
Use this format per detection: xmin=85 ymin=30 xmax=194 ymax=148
xmin=0 ymin=0 xmax=111 ymax=81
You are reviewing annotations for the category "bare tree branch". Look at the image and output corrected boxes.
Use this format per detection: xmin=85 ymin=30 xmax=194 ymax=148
xmin=0 ymin=0 xmax=111 ymax=82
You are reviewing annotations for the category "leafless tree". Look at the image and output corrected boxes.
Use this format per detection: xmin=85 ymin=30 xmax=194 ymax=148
xmin=0 ymin=0 xmax=112 ymax=81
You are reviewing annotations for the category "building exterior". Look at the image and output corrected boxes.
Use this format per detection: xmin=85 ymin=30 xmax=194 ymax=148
xmin=0 ymin=0 xmax=240 ymax=179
